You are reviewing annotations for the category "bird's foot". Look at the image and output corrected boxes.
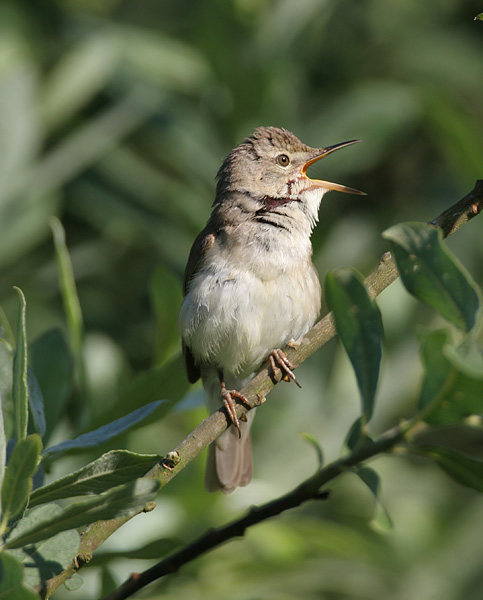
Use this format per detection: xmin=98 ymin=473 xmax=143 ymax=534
xmin=220 ymin=381 xmax=251 ymax=439
xmin=269 ymin=349 xmax=301 ymax=388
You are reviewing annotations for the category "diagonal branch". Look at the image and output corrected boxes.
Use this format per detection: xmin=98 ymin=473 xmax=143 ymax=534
xmin=102 ymin=420 xmax=410 ymax=600
xmin=43 ymin=180 xmax=483 ymax=598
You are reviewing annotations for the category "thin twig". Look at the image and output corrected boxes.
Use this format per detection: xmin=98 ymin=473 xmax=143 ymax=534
xmin=43 ymin=180 xmax=483 ymax=598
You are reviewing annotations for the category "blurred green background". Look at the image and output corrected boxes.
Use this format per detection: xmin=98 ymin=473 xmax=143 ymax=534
xmin=1 ymin=0 xmax=483 ymax=598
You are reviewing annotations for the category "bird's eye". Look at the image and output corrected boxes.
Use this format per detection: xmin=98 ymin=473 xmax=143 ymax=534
xmin=276 ymin=154 xmax=290 ymax=167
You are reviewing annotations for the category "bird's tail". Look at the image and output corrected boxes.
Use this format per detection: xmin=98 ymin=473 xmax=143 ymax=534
xmin=204 ymin=375 xmax=256 ymax=493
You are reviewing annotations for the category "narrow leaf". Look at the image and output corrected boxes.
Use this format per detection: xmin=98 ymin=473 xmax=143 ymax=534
xmin=27 ymin=368 xmax=46 ymax=439
xmin=414 ymin=446 xmax=483 ymax=492
xmin=29 ymin=450 xmax=160 ymax=507
xmin=325 ymin=268 xmax=383 ymax=420
xmin=12 ymin=287 xmax=29 ymax=441
xmin=50 ymin=217 xmax=87 ymax=400
xmin=50 ymin=218 xmax=84 ymax=358
xmin=6 ymin=504 xmax=79 ymax=588
xmin=5 ymin=478 xmax=160 ymax=549
xmin=355 ymin=466 xmax=393 ymax=529
xmin=418 ymin=330 xmax=483 ymax=424
xmin=0 ymin=553 xmax=39 ymax=600
xmin=300 ymin=432 xmax=324 ymax=469
xmin=1 ymin=435 xmax=42 ymax=523
xmin=382 ymin=222 xmax=480 ymax=332
xmin=43 ymin=400 xmax=165 ymax=457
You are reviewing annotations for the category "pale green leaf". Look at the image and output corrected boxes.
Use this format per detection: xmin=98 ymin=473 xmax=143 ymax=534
xmin=1 ymin=435 xmax=41 ymax=523
xmin=300 ymin=432 xmax=324 ymax=469
xmin=6 ymin=504 xmax=79 ymax=588
xmin=12 ymin=287 xmax=28 ymax=442
xmin=5 ymin=478 xmax=160 ymax=549
xmin=0 ymin=553 xmax=39 ymax=599
xmin=355 ymin=466 xmax=393 ymax=530
xmin=30 ymin=450 xmax=160 ymax=506
xmin=50 ymin=218 xmax=84 ymax=373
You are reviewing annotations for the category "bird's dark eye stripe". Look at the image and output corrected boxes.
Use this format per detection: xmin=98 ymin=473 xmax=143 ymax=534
xmin=276 ymin=154 xmax=290 ymax=167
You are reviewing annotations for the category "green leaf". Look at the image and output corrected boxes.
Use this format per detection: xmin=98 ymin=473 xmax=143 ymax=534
xmin=476 ymin=13 xmax=483 ymax=21
xmin=354 ymin=466 xmax=393 ymax=530
xmin=1 ymin=435 xmax=42 ymax=524
xmin=43 ymin=400 xmax=166 ymax=457
xmin=26 ymin=368 xmax=46 ymax=439
xmin=345 ymin=416 xmax=375 ymax=452
xmin=29 ymin=329 xmax=73 ymax=445
xmin=63 ymin=574 xmax=84 ymax=592
xmin=5 ymin=478 xmax=160 ymax=549
xmin=0 ymin=553 xmax=39 ymax=600
xmin=418 ymin=330 xmax=483 ymax=424
xmin=325 ymin=268 xmax=383 ymax=420
xmin=149 ymin=265 xmax=183 ymax=365
xmin=12 ymin=287 xmax=28 ymax=442
xmin=29 ymin=450 xmax=160 ymax=507
xmin=300 ymin=432 xmax=324 ymax=469
xmin=50 ymin=217 xmax=86 ymax=394
xmin=382 ymin=222 xmax=480 ymax=332
xmin=414 ymin=446 xmax=483 ymax=493
xmin=6 ymin=504 xmax=79 ymax=588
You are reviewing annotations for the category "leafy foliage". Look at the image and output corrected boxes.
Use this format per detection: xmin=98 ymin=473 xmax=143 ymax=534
xmin=0 ymin=2 xmax=482 ymax=599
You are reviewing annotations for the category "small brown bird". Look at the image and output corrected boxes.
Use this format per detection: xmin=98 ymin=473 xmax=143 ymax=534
xmin=179 ymin=126 xmax=364 ymax=493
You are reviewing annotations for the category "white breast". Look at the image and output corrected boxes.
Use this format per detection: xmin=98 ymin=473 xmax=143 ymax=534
xmin=179 ymin=229 xmax=321 ymax=379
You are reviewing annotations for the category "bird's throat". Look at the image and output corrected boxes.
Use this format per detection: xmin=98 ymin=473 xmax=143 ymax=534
xmin=261 ymin=195 xmax=293 ymax=210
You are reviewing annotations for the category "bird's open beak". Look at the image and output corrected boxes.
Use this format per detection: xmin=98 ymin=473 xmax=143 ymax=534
xmin=301 ymin=140 xmax=366 ymax=195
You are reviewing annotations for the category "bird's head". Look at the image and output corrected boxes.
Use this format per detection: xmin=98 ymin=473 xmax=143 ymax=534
xmin=215 ymin=126 xmax=365 ymax=231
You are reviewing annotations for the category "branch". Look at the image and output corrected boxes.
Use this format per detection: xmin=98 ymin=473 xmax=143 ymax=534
xmin=102 ymin=421 xmax=407 ymax=600
xmin=43 ymin=180 xmax=483 ymax=598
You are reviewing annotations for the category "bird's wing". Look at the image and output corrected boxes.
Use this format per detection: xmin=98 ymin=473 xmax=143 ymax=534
xmin=181 ymin=229 xmax=217 ymax=384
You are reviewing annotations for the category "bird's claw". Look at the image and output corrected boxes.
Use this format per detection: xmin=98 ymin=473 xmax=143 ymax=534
xmin=269 ymin=349 xmax=301 ymax=388
xmin=220 ymin=384 xmax=251 ymax=438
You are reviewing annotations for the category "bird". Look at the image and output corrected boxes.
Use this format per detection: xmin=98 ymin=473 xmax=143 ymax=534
xmin=178 ymin=126 xmax=364 ymax=493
